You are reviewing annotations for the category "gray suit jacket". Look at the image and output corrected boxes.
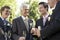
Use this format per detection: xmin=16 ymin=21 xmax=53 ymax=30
xmin=12 ymin=16 xmax=33 ymax=40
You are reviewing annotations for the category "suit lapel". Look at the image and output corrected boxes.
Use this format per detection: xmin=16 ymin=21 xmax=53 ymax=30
xmin=28 ymin=19 xmax=33 ymax=33
xmin=28 ymin=19 xmax=30 ymax=32
xmin=19 ymin=16 xmax=33 ymax=32
xmin=0 ymin=17 xmax=4 ymax=24
xmin=0 ymin=18 xmax=4 ymax=28
xmin=44 ymin=15 xmax=51 ymax=27
xmin=45 ymin=18 xmax=48 ymax=26
xmin=40 ymin=17 xmax=43 ymax=27
xmin=26 ymin=19 xmax=32 ymax=32
xmin=28 ymin=19 xmax=33 ymax=29
xmin=19 ymin=16 xmax=28 ymax=32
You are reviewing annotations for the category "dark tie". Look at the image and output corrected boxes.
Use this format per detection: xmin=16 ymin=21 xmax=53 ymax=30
xmin=3 ymin=19 xmax=7 ymax=25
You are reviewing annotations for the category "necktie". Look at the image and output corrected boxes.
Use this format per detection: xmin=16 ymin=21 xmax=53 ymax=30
xmin=24 ymin=18 xmax=29 ymax=31
xmin=3 ymin=19 xmax=7 ymax=25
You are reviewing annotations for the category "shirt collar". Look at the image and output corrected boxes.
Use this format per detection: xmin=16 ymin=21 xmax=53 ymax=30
xmin=21 ymin=16 xmax=28 ymax=20
xmin=43 ymin=13 xmax=49 ymax=19
xmin=0 ymin=16 xmax=5 ymax=21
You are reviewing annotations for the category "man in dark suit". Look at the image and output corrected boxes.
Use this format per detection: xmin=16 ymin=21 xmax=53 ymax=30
xmin=0 ymin=6 xmax=11 ymax=40
xmin=35 ymin=2 xmax=50 ymax=40
xmin=12 ymin=3 xmax=33 ymax=40
xmin=36 ymin=2 xmax=50 ymax=30
xmin=33 ymin=0 xmax=60 ymax=40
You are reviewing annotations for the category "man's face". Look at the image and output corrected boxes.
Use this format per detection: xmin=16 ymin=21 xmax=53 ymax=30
xmin=22 ymin=7 xmax=29 ymax=17
xmin=48 ymin=0 xmax=55 ymax=8
xmin=39 ymin=4 xmax=47 ymax=15
xmin=2 ymin=8 xmax=10 ymax=18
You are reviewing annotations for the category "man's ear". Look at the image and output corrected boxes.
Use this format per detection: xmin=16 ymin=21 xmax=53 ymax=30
xmin=46 ymin=8 xmax=48 ymax=11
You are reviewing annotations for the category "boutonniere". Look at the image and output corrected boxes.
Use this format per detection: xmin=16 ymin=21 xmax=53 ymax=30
xmin=30 ymin=23 xmax=33 ymax=27
xmin=48 ymin=16 xmax=51 ymax=21
xmin=7 ymin=23 xmax=10 ymax=26
xmin=38 ymin=26 xmax=41 ymax=30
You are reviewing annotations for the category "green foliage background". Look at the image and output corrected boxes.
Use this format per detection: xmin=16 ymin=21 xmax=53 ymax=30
xmin=0 ymin=0 xmax=16 ymax=23
xmin=0 ymin=0 xmax=40 ymax=24
xmin=29 ymin=0 xmax=40 ymax=21
xmin=0 ymin=0 xmax=46 ymax=40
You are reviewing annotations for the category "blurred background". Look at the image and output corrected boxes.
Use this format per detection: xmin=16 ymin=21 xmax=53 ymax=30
xmin=0 ymin=0 xmax=52 ymax=24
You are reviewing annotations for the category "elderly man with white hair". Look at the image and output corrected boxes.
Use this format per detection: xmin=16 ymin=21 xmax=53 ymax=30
xmin=12 ymin=3 xmax=33 ymax=40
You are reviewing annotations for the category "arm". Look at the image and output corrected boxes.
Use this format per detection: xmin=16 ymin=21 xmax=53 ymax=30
xmin=12 ymin=19 xmax=20 ymax=40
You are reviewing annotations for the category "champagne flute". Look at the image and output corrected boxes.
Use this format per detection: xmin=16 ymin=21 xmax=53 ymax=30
xmin=23 ymin=30 xmax=26 ymax=38
xmin=38 ymin=26 xmax=41 ymax=30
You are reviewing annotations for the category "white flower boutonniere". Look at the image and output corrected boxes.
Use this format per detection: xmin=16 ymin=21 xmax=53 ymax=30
xmin=38 ymin=26 xmax=41 ymax=30
xmin=30 ymin=23 xmax=33 ymax=26
xmin=7 ymin=23 xmax=10 ymax=26
xmin=48 ymin=17 xmax=51 ymax=21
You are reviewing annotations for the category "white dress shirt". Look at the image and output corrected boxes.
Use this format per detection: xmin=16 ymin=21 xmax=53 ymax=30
xmin=21 ymin=16 xmax=29 ymax=31
xmin=0 ymin=16 xmax=5 ymax=21
xmin=21 ymin=16 xmax=28 ymax=21
xmin=43 ymin=14 xmax=49 ymax=26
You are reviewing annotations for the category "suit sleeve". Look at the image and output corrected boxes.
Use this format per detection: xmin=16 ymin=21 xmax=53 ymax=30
xmin=35 ymin=20 xmax=39 ymax=28
xmin=41 ymin=16 xmax=60 ymax=39
xmin=12 ymin=19 xmax=20 ymax=40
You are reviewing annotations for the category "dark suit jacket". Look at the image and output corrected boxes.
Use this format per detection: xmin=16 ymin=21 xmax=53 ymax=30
xmin=36 ymin=15 xmax=50 ymax=29
xmin=0 ymin=17 xmax=11 ymax=40
xmin=12 ymin=16 xmax=33 ymax=40
xmin=0 ymin=18 xmax=5 ymax=40
xmin=41 ymin=1 xmax=60 ymax=40
xmin=35 ymin=15 xmax=50 ymax=40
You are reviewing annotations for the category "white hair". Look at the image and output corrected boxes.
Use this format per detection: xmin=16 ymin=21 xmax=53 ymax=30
xmin=20 ymin=3 xmax=29 ymax=11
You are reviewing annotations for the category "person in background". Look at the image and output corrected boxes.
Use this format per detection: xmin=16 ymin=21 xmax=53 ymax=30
xmin=0 ymin=6 xmax=11 ymax=40
xmin=12 ymin=3 xmax=33 ymax=40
